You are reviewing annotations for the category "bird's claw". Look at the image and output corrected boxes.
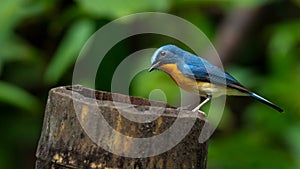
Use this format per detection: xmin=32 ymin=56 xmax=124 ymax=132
xmin=197 ymin=109 xmax=206 ymax=118
xmin=177 ymin=106 xmax=206 ymax=118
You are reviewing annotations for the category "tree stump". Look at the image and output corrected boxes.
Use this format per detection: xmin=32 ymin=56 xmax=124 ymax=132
xmin=35 ymin=85 xmax=208 ymax=169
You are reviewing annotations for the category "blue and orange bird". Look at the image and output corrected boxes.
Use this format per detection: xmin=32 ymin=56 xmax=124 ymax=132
xmin=148 ymin=44 xmax=283 ymax=113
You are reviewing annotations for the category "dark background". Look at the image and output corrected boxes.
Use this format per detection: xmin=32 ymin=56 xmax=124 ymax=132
xmin=0 ymin=0 xmax=299 ymax=169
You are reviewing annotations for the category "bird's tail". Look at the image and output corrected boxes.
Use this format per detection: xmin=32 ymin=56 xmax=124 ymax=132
xmin=249 ymin=92 xmax=283 ymax=113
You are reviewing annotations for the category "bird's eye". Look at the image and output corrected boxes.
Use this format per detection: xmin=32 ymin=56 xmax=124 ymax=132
xmin=160 ymin=51 xmax=166 ymax=56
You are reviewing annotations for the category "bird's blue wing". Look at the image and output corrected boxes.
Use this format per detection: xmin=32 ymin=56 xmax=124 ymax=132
xmin=178 ymin=55 xmax=245 ymax=89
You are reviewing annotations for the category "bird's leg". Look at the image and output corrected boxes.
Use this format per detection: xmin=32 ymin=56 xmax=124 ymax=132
xmin=192 ymin=95 xmax=212 ymax=112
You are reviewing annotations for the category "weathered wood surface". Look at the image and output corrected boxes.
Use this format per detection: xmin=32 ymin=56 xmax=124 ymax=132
xmin=35 ymin=85 xmax=208 ymax=169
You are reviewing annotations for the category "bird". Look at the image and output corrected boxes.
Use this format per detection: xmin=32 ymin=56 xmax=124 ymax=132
xmin=148 ymin=44 xmax=283 ymax=113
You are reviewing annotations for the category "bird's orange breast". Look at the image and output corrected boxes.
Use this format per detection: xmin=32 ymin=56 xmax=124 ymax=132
xmin=158 ymin=64 xmax=241 ymax=97
xmin=158 ymin=64 xmax=209 ymax=96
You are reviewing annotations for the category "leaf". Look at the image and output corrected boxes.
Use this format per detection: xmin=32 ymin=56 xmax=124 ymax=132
xmin=76 ymin=0 xmax=171 ymax=19
xmin=0 ymin=35 xmax=39 ymax=63
xmin=268 ymin=21 xmax=300 ymax=75
xmin=0 ymin=0 xmax=45 ymax=67
xmin=44 ymin=19 xmax=95 ymax=85
xmin=229 ymin=0 xmax=273 ymax=7
xmin=0 ymin=0 xmax=45 ymax=39
xmin=0 ymin=81 xmax=41 ymax=114
xmin=285 ymin=124 xmax=300 ymax=169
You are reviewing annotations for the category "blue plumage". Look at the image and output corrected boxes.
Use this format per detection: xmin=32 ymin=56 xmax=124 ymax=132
xmin=148 ymin=44 xmax=283 ymax=112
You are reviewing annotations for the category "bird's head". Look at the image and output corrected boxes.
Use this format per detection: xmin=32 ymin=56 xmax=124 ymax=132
xmin=148 ymin=44 xmax=183 ymax=72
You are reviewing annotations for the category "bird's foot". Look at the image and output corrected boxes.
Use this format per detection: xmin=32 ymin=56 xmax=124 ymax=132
xmin=177 ymin=106 xmax=206 ymax=118
xmin=192 ymin=107 xmax=206 ymax=118
xmin=192 ymin=96 xmax=211 ymax=112
xmin=197 ymin=109 xmax=206 ymax=118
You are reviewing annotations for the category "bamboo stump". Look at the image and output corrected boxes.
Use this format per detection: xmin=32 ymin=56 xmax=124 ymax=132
xmin=35 ymin=85 xmax=208 ymax=169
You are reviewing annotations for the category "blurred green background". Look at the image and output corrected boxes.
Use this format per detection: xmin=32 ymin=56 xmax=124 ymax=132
xmin=0 ymin=0 xmax=299 ymax=169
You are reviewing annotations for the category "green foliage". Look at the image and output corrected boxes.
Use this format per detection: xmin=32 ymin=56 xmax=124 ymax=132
xmin=0 ymin=81 xmax=41 ymax=114
xmin=76 ymin=0 xmax=171 ymax=19
xmin=0 ymin=0 xmax=299 ymax=169
xmin=44 ymin=19 xmax=95 ymax=85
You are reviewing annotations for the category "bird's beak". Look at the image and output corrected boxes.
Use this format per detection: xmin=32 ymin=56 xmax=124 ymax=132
xmin=148 ymin=62 xmax=160 ymax=72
